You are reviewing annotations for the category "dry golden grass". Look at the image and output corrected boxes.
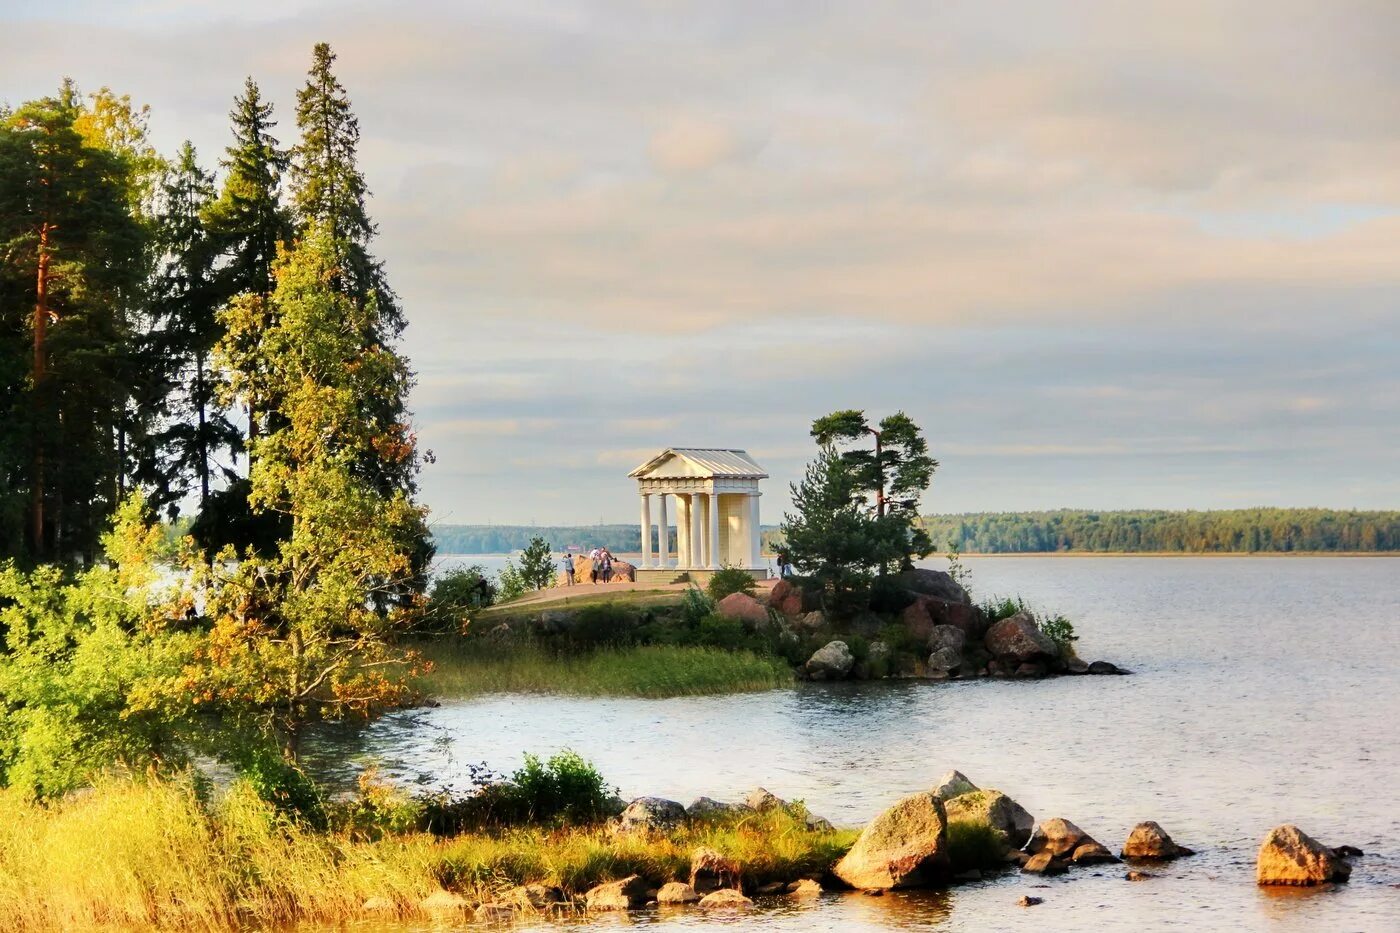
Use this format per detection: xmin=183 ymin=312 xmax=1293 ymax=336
xmin=0 ymin=778 xmax=854 ymax=931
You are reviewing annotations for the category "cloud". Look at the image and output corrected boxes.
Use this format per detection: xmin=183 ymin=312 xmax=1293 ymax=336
xmin=648 ymin=116 xmax=757 ymax=173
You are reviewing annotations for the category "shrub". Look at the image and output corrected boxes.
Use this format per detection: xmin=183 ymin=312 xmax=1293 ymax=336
xmin=236 ymin=747 xmax=327 ymax=829
xmin=946 ymin=817 xmax=1006 ymax=871
xmin=1040 ymin=614 xmax=1079 ymax=658
xmin=497 ymin=559 xmax=528 ymax=602
xmin=678 ymin=585 xmax=715 ymax=625
xmin=425 ymin=566 xmax=496 ymax=633
xmin=423 ymin=750 xmax=617 ymax=831
xmin=563 ymin=603 xmax=639 ymax=650
xmin=979 ymin=595 xmax=1026 ymax=624
xmin=334 ymin=768 xmax=425 ymax=841
xmin=706 ymin=566 xmax=756 ymax=602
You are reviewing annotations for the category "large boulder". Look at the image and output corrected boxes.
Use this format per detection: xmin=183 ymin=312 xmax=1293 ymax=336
xmin=927 ymin=647 xmax=963 ymax=674
xmin=656 ymin=881 xmax=700 ymax=904
xmin=584 ymin=875 xmax=649 ymax=910
xmin=698 ymin=889 xmax=752 ymax=909
xmin=1027 ymin=818 xmax=1094 ymax=859
xmin=567 ymin=555 xmax=636 ymax=584
xmin=927 ymin=625 xmax=966 ymax=654
xmin=715 ymin=592 xmax=770 ymax=627
xmin=617 ymin=796 xmax=686 ymax=832
xmin=1256 ymin=825 xmax=1352 ymax=886
xmin=688 ymin=796 xmax=749 ymax=819
xmin=895 ymin=568 xmax=970 ymax=604
xmin=794 ymin=610 xmax=828 ymax=633
xmin=984 ymin=611 xmax=1057 ymax=664
xmin=744 ymin=787 xmax=786 ymax=811
xmin=690 ymin=846 xmax=741 ymax=894
xmin=833 ymin=792 xmax=951 ymax=890
xmin=899 ymin=597 xmax=937 ymax=642
xmin=943 ymin=790 xmax=1035 ymax=850
xmin=1122 ymin=821 xmax=1191 ymax=860
xmin=767 ymin=578 xmax=808 ymax=616
xmin=805 ymin=641 xmax=855 ymax=680
xmin=931 ymin=770 xmax=978 ymax=800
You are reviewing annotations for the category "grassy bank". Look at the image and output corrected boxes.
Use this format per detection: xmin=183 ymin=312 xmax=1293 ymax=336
xmin=0 ymin=779 xmax=855 ymax=932
xmin=413 ymin=641 xmax=793 ymax=698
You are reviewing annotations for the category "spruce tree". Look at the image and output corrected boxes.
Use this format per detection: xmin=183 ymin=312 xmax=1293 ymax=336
xmin=289 ymin=42 xmax=400 ymax=335
xmin=141 ymin=142 xmax=240 ymax=513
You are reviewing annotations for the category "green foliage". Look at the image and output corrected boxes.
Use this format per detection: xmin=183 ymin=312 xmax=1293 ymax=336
xmin=495 ymin=750 xmax=614 ymax=827
xmin=946 ymin=817 xmax=1006 ymax=871
xmin=496 ymin=558 xmax=528 ymax=603
xmin=706 ymin=565 xmax=757 ymax=601
xmin=921 ymin=508 xmax=1400 ymax=553
xmin=945 ymin=543 xmax=973 ymax=596
xmin=235 ymin=746 xmax=327 ymax=829
xmin=980 ymin=595 xmax=1027 ymax=624
xmin=517 ymin=535 xmax=555 ymax=591
xmin=426 ymin=566 xmax=496 ymax=633
xmin=678 ymin=585 xmax=716 ymax=624
xmin=780 ymin=446 xmax=877 ymax=615
xmin=1040 ymin=615 xmax=1079 ymax=658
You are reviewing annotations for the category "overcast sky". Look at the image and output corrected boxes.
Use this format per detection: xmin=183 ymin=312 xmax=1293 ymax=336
xmin=3 ymin=1 xmax=1398 ymax=525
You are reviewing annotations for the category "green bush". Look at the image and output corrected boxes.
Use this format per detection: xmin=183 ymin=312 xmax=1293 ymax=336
xmin=946 ymin=817 xmax=1006 ymax=871
xmin=420 ymin=750 xmax=617 ymax=832
xmin=425 ymin=565 xmax=496 ymax=633
xmin=563 ymin=603 xmax=639 ymax=650
xmin=678 ymin=585 xmax=715 ymax=625
xmin=706 ymin=566 xmax=756 ymax=602
xmin=1040 ymin=614 xmax=1079 ymax=658
xmin=236 ymin=746 xmax=327 ymax=829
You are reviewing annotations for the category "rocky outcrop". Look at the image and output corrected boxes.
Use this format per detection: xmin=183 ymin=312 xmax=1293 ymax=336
xmin=698 ymin=889 xmax=752 ymax=909
xmin=1070 ymin=841 xmax=1118 ymax=865
xmin=794 ymin=610 xmax=827 ymax=632
xmin=833 ymin=792 xmax=951 ymax=890
xmin=715 ymin=591 xmax=770 ymax=627
xmin=927 ymin=647 xmax=962 ymax=674
xmin=1021 ymin=851 xmax=1065 ymax=875
xmin=565 ymin=555 xmax=637 ymax=584
xmin=899 ymin=597 xmax=937 ymax=641
xmin=1122 ymin=821 xmax=1192 ymax=860
xmin=943 ymin=789 xmax=1035 ymax=850
xmin=656 ymin=882 xmax=700 ymax=904
xmin=690 ymin=846 xmax=741 ymax=894
xmin=895 ymin=568 xmax=970 ymax=604
xmin=1256 ymin=825 xmax=1352 ymax=886
xmin=617 ymin=797 xmax=686 ymax=832
xmin=984 ymin=611 xmax=1058 ymax=664
xmin=927 ymin=625 xmax=966 ymax=654
xmin=1087 ymin=660 xmax=1128 ymax=675
xmin=805 ymin=640 xmax=854 ymax=680
xmin=789 ymin=878 xmax=822 ymax=897
xmin=584 ymin=875 xmax=649 ymax=910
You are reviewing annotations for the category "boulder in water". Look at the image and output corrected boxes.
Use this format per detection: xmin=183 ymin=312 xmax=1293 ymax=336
xmin=805 ymin=640 xmax=855 ymax=680
xmin=690 ymin=846 xmax=741 ymax=893
xmin=698 ymin=889 xmax=752 ymax=909
xmin=833 ymin=792 xmax=951 ymax=889
xmin=656 ymin=882 xmax=700 ymax=904
xmin=1122 ymin=821 xmax=1191 ymax=860
xmin=931 ymin=770 xmax=978 ymax=800
xmin=943 ymin=789 xmax=1035 ymax=850
xmin=1027 ymin=818 xmax=1094 ymax=858
xmin=1256 ymin=825 xmax=1352 ymax=886
xmin=584 ymin=875 xmax=649 ymax=910
xmin=984 ymin=612 xmax=1057 ymax=663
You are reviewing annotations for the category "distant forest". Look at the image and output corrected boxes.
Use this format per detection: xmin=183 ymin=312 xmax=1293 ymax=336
xmin=918 ymin=509 xmax=1400 ymax=553
xmin=433 ymin=509 xmax=1400 ymax=555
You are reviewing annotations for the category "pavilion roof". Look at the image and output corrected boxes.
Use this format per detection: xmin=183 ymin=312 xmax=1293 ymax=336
xmin=628 ymin=447 xmax=768 ymax=480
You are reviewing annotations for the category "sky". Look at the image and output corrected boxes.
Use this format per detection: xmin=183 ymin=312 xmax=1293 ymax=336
xmin=2 ymin=0 xmax=1398 ymax=525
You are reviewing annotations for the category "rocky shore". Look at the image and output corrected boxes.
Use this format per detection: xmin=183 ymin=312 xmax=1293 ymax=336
xmin=419 ymin=770 xmax=1363 ymax=922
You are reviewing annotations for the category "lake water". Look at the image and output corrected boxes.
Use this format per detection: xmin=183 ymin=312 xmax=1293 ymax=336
xmin=305 ymin=556 xmax=1400 ymax=931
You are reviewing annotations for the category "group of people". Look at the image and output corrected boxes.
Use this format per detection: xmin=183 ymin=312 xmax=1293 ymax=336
xmin=559 ymin=546 xmax=618 ymax=585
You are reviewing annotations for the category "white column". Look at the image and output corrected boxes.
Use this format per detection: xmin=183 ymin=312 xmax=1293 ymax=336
xmin=707 ymin=491 xmax=720 ymax=569
xmin=690 ymin=493 xmax=705 ymax=570
xmin=639 ymin=493 xmax=652 ymax=569
xmin=656 ymin=493 xmax=670 ymax=568
xmin=676 ymin=494 xmax=690 ymax=568
xmin=748 ymin=493 xmax=762 ymax=570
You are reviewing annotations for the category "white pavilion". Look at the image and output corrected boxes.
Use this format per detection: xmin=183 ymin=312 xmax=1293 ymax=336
xmin=629 ymin=448 xmax=769 ymax=584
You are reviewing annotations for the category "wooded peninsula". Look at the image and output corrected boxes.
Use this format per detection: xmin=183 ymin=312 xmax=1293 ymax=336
xmin=433 ymin=508 xmax=1400 ymax=555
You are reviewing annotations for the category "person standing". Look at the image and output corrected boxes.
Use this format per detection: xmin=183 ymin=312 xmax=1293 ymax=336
xmin=588 ymin=546 xmax=601 ymax=584
xmin=600 ymin=548 xmax=613 ymax=583
xmin=561 ymin=553 xmax=576 ymax=586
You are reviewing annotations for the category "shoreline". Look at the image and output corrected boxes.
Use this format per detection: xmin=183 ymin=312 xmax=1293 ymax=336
xmin=439 ymin=550 xmax=1400 ymax=561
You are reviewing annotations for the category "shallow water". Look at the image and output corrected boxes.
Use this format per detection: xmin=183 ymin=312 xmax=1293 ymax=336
xmin=303 ymin=556 xmax=1400 ymax=931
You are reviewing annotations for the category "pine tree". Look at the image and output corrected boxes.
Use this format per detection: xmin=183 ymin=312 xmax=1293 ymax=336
xmin=0 ymin=84 xmax=146 ymax=561
xmin=142 ymin=142 xmax=241 ymax=513
xmin=289 ymin=42 xmax=400 ymax=335
xmin=780 ymin=446 xmax=880 ymax=615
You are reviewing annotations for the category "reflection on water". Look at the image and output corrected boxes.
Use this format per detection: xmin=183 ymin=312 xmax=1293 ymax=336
xmin=301 ymin=557 xmax=1400 ymax=931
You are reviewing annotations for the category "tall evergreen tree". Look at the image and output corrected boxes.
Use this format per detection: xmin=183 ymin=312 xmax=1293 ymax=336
xmin=141 ymin=142 xmax=240 ymax=514
xmin=289 ymin=42 xmax=400 ymax=335
xmin=0 ymin=83 xmax=146 ymax=561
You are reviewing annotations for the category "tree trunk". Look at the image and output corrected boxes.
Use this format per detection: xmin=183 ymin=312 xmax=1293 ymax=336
xmin=30 ymin=222 xmax=51 ymax=557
